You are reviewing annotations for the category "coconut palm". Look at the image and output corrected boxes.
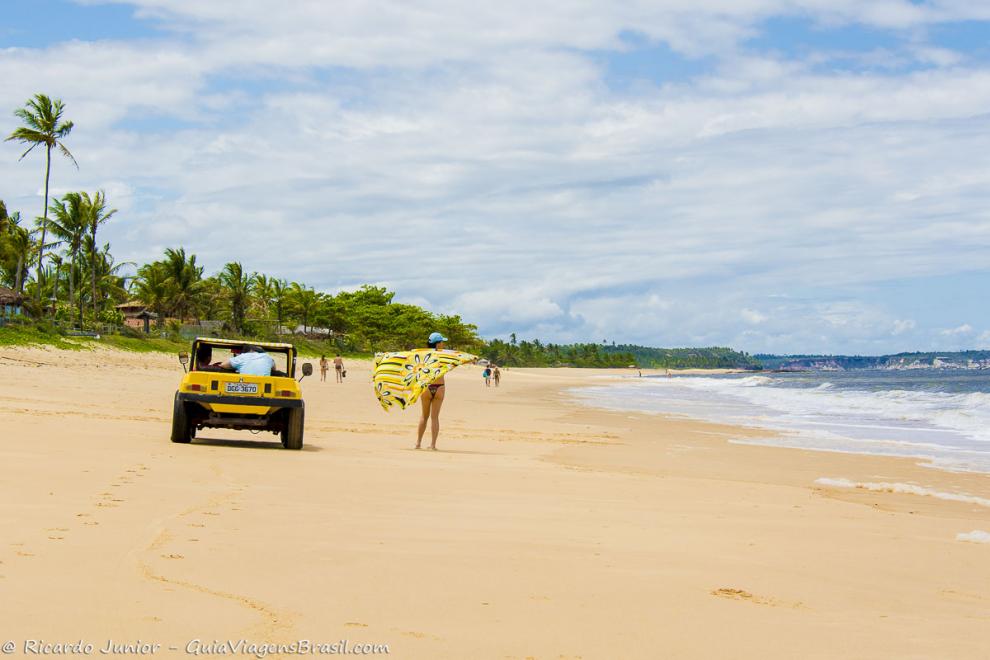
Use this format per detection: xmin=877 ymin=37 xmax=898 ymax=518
xmin=162 ymin=247 xmax=203 ymax=321
xmin=289 ymin=282 xmax=324 ymax=334
xmin=81 ymin=191 xmax=117 ymax=322
xmin=5 ymin=94 xmax=76 ymax=308
xmin=133 ymin=261 xmax=169 ymax=327
xmin=218 ymin=262 xmax=255 ymax=334
xmin=90 ymin=242 xmax=132 ymax=308
xmin=270 ymin=278 xmax=289 ymax=334
xmin=1 ymin=212 xmax=33 ymax=293
xmin=48 ymin=192 xmax=87 ymax=325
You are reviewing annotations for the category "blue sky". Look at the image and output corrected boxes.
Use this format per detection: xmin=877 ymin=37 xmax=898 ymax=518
xmin=2 ymin=0 xmax=990 ymax=354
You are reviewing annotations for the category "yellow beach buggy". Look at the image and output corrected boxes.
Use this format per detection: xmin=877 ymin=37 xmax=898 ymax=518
xmin=171 ymin=337 xmax=313 ymax=449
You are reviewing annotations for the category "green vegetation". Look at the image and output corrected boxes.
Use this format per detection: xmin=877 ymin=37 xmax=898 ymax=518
xmin=0 ymin=321 xmax=86 ymax=350
xmin=482 ymin=337 xmax=636 ymax=367
xmin=606 ymin=344 xmax=762 ymax=369
xmin=81 ymin=333 xmax=188 ymax=354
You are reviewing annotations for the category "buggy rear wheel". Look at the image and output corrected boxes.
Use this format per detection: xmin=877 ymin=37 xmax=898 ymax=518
xmin=281 ymin=404 xmax=304 ymax=450
xmin=170 ymin=393 xmax=192 ymax=443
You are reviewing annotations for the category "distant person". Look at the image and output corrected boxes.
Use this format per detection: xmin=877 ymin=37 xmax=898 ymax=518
xmin=220 ymin=346 xmax=274 ymax=376
xmin=334 ymin=353 xmax=345 ymax=383
xmin=319 ymin=355 xmax=329 ymax=382
xmin=417 ymin=332 xmax=449 ymax=450
xmin=482 ymin=366 xmax=492 ymax=387
xmin=493 ymin=365 xmax=501 ymax=387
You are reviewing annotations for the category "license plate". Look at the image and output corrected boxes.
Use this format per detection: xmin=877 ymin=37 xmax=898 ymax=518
xmin=225 ymin=382 xmax=259 ymax=394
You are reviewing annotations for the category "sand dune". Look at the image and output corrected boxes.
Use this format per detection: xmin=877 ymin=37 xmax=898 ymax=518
xmin=1 ymin=345 xmax=989 ymax=658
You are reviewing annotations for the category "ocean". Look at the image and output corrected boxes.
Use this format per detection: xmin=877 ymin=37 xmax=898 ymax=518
xmin=571 ymin=370 xmax=990 ymax=474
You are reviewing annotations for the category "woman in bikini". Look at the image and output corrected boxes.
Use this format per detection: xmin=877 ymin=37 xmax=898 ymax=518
xmin=416 ymin=332 xmax=449 ymax=450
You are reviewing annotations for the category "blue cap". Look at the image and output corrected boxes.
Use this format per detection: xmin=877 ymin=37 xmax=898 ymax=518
xmin=428 ymin=332 xmax=448 ymax=344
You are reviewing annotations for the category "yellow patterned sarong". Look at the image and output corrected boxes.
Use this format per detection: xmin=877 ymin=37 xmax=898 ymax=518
xmin=373 ymin=349 xmax=477 ymax=411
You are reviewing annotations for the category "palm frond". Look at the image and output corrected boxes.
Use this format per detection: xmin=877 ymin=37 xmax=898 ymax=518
xmin=58 ymin=143 xmax=79 ymax=168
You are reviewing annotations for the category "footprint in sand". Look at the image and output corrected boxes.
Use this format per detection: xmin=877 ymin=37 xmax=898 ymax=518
xmin=344 ymin=623 xmax=368 ymax=628
xmin=711 ymin=588 xmax=804 ymax=609
xmin=712 ymin=588 xmax=777 ymax=606
xmin=162 ymin=554 xmax=185 ymax=560
xmin=47 ymin=536 xmax=65 ymax=541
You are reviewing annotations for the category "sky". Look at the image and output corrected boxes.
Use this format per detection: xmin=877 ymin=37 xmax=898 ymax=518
xmin=2 ymin=0 xmax=990 ymax=355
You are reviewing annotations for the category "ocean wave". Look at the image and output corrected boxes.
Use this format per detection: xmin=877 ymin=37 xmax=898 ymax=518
xmin=815 ymin=477 xmax=990 ymax=508
xmin=643 ymin=377 xmax=990 ymax=444
xmin=569 ymin=374 xmax=990 ymax=474
xmin=739 ymin=376 xmax=774 ymax=387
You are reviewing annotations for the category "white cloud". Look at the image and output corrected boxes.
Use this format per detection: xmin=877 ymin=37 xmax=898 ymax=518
xmin=3 ymin=1 xmax=990 ymax=352
xmin=940 ymin=324 xmax=974 ymax=336
xmin=741 ymin=308 xmax=768 ymax=325
xmin=892 ymin=319 xmax=916 ymax=335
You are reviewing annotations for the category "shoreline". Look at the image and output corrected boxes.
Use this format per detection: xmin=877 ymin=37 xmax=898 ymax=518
xmin=1 ymin=347 xmax=989 ymax=658
xmin=569 ymin=369 xmax=990 ymax=477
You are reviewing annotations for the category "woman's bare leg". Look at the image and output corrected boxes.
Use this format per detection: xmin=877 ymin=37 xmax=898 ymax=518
xmin=429 ymin=388 xmax=445 ymax=449
xmin=416 ymin=391 xmax=432 ymax=449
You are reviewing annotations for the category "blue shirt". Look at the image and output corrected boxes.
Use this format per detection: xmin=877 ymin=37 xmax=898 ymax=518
xmin=229 ymin=352 xmax=275 ymax=376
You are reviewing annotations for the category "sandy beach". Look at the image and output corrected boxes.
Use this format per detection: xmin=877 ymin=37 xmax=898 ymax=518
xmin=1 ymin=345 xmax=989 ymax=659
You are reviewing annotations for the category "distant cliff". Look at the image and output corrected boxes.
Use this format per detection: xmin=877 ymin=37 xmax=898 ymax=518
xmin=755 ymin=351 xmax=990 ymax=371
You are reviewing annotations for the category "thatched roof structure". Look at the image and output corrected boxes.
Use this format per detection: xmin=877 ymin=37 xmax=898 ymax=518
xmin=0 ymin=287 xmax=24 ymax=306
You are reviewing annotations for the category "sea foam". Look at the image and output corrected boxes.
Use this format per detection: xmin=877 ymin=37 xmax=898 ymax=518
xmin=815 ymin=477 xmax=990 ymax=508
xmin=571 ymin=373 xmax=990 ymax=473
xmin=956 ymin=530 xmax=990 ymax=544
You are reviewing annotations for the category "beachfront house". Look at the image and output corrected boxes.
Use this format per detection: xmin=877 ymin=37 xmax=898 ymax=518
xmin=116 ymin=301 xmax=159 ymax=333
xmin=0 ymin=286 xmax=24 ymax=322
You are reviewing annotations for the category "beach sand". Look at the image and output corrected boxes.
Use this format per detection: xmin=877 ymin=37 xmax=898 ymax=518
xmin=1 ymin=346 xmax=988 ymax=659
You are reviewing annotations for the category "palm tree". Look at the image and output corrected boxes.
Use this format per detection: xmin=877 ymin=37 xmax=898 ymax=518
xmin=81 ymin=191 xmax=117 ymax=322
xmin=289 ymin=282 xmax=324 ymax=334
xmin=162 ymin=247 xmax=203 ymax=321
xmin=90 ymin=242 xmax=131 ymax=309
xmin=270 ymin=278 xmax=289 ymax=334
xmin=48 ymin=192 xmax=86 ymax=325
xmin=219 ymin=262 xmax=254 ymax=334
xmin=5 ymin=94 xmax=76 ymax=309
xmin=133 ymin=261 xmax=169 ymax=328
xmin=2 ymin=212 xmax=33 ymax=293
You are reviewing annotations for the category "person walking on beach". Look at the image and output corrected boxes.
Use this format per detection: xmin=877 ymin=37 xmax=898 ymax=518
xmin=482 ymin=366 xmax=492 ymax=387
xmin=334 ymin=354 xmax=344 ymax=383
xmin=493 ymin=365 xmax=501 ymax=387
xmin=416 ymin=332 xmax=449 ymax=450
xmin=319 ymin=355 xmax=329 ymax=382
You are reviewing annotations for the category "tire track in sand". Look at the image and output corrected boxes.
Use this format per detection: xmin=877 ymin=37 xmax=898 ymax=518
xmin=136 ymin=470 xmax=296 ymax=639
